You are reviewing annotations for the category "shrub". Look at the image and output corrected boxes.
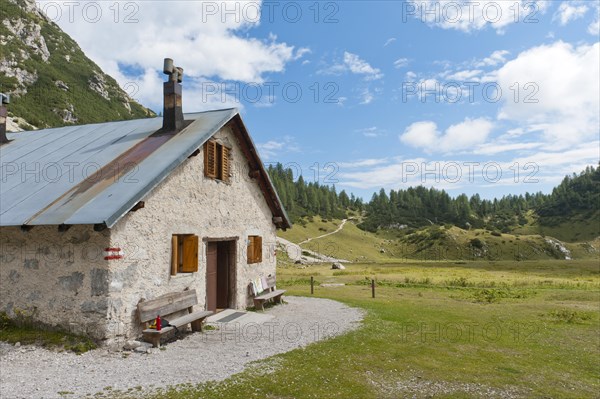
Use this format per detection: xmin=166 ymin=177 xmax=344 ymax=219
xmin=470 ymin=238 xmax=485 ymax=249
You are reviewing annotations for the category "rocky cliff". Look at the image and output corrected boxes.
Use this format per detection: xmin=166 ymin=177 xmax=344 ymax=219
xmin=0 ymin=0 xmax=154 ymax=131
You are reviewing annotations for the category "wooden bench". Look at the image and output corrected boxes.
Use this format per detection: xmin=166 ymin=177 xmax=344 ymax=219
xmin=250 ymin=276 xmax=286 ymax=311
xmin=137 ymin=289 xmax=213 ymax=347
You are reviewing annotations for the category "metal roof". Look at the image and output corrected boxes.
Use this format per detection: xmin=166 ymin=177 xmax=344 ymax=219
xmin=0 ymin=109 xmax=290 ymax=229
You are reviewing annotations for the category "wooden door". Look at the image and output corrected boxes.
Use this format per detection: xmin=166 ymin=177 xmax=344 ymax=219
xmin=206 ymin=242 xmax=217 ymax=312
xmin=217 ymin=242 xmax=229 ymax=309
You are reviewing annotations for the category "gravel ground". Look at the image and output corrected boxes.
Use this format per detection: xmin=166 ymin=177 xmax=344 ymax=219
xmin=0 ymin=297 xmax=364 ymax=399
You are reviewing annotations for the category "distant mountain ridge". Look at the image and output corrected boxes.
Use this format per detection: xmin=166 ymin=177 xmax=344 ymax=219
xmin=0 ymin=0 xmax=154 ymax=131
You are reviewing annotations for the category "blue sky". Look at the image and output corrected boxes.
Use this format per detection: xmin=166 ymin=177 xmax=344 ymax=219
xmin=45 ymin=0 xmax=599 ymax=200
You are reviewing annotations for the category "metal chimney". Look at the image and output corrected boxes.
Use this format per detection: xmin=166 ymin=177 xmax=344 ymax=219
xmin=162 ymin=58 xmax=184 ymax=132
xmin=0 ymin=93 xmax=10 ymax=145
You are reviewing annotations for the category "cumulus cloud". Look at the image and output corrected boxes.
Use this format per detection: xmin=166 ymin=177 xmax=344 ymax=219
xmin=405 ymin=0 xmax=549 ymax=33
xmin=553 ymin=1 xmax=589 ymax=25
xmin=400 ymin=118 xmax=494 ymax=153
xmin=39 ymin=1 xmax=307 ymax=111
xmin=495 ymin=41 xmax=599 ymax=149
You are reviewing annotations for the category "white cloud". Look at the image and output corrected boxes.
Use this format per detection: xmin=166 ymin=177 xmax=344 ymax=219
xmin=554 ymin=1 xmax=589 ymax=25
xmin=400 ymin=121 xmax=440 ymax=149
xmin=589 ymin=17 xmax=600 ymax=35
xmin=443 ymin=118 xmax=495 ymax=151
xmin=475 ymin=141 xmax=543 ymax=155
xmin=446 ymin=69 xmax=483 ymax=81
xmin=357 ymin=127 xmax=386 ymax=138
xmin=39 ymin=1 xmax=305 ymax=111
xmin=476 ymin=50 xmax=510 ymax=67
xmin=338 ymin=143 xmax=598 ymax=192
xmin=257 ymin=136 xmax=300 ymax=160
xmin=406 ymin=0 xmax=548 ymax=34
xmin=337 ymin=158 xmax=389 ymax=168
xmin=320 ymin=52 xmax=383 ymax=81
xmin=400 ymin=118 xmax=494 ymax=153
xmin=393 ymin=58 xmax=409 ymax=68
xmin=343 ymin=52 xmax=383 ymax=80
xmin=360 ymin=88 xmax=375 ymax=105
xmin=384 ymin=38 xmax=397 ymax=47
xmin=495 ymin=41 xmax=600 ymax=149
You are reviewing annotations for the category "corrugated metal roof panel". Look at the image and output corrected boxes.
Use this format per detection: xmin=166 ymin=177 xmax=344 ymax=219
xmin=0 ymin=109 xmax=236 ymax=227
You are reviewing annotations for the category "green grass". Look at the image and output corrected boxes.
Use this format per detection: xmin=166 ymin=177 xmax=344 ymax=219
xmin=0 ymin=313 xmax=96 ymax=354
xmin=98 ymin=260 xmax=599 ymax=399
xmin=279 ymin=216 xmax=343 ymax=244
xmin=513 ymin=210 xmax=600 ymax=243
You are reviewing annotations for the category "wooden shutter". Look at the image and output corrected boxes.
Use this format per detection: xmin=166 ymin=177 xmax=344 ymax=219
xmin=204 ymin=141 xmax=217 ymax=178
xmin=181 ymin=235 xmax=199 ymax=273
xmin=254 ymin=236 xmax=262 ymax=263
xmin=171 ymin=235 xmax=179 ymax=276
xmin=247 ymin=236 xmax=262 ymax=264
xmin=247 ymin=236 xmax=255 ymax=263
xmin=221 ymin=146 xmax=230 ymax=182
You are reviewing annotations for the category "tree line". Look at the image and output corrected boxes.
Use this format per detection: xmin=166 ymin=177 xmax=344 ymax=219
xmin=267 ymin=163 xmax=363 ymax=223
xmin=268 ymin=162 xmax=599 ymax=231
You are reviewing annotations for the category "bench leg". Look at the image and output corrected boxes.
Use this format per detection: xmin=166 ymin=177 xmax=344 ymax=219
xmin=146 ymin=335 xmax=161 ymax=348
xmin=274 ymin=294 xmax=283 ymax=304
xmin=253 ymin=298 xmax=265 ymax=311
xmin=191 ymin=319 xmax=203 ymax=332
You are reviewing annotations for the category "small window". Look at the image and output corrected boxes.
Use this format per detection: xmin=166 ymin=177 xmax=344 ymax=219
xmin=204 ymin=140 xmax=230 ymax=182
xmin=171 ymin=234 xmax=199 ymax=275
xmin=247 ymin=235 xmax=262 ymax=264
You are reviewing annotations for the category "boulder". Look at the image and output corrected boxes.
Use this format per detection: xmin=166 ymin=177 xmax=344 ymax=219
xmin=331 ymin=262 xmax=345 ymax=270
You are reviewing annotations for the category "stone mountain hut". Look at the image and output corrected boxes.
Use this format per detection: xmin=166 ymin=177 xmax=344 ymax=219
xmin=0 ymin=59 xmax=291 ymax=345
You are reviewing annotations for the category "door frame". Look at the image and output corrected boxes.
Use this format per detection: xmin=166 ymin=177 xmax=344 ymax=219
xmin=204 ymin=237 xmax=238 ymax=311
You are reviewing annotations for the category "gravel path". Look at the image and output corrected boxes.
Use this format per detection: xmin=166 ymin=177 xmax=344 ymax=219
xmin=0 ymin=297 xmax=364 ymax=399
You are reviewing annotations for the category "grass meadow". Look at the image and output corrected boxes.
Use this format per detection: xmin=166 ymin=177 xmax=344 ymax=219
xmin=111 ymin=259 xmax=600 ymax=399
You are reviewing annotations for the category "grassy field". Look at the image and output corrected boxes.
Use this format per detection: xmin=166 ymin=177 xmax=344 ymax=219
xmin=108 ymin=259 xmax=599 ymax=399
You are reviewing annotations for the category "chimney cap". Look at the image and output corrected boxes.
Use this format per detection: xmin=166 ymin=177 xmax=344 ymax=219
xmin=0 ymin=93 xmax=9 ymax=105
xmin=163 ymin=58 xmax=174 ymax=75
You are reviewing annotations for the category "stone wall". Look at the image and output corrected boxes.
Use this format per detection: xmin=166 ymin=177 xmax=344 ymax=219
xmin=108 ymin=123 xmax=278 ymax=340
xmin=0 ymin=225 xmax=112 ymax=340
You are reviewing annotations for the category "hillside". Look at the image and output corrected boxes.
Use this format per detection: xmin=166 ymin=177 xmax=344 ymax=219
xmin=278 ymin=216 xmax=599 ymax=263
xmin=0 ymin=0 xmax=154 ymax=130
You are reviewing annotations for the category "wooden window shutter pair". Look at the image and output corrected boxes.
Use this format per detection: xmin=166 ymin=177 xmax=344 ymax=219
xmin=204 ymin=140 xmax=230 ymax=182
xmin=171 ymin=235 xmax=199 ymax=275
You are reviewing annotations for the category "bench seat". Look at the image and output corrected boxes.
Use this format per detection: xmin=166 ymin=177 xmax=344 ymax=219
xmin=255 ymin=289 xmax=286 ymax=301
xmin=142 ymin=310 xmax=213 ymax=336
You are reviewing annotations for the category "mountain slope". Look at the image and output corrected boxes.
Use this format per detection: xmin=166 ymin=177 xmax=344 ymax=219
xmin=0 ymin=0 xmax=154 ymax=131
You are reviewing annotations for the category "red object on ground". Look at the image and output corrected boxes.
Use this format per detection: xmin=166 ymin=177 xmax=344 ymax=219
xmin=156 ymin=315 xmax=161 ymax=331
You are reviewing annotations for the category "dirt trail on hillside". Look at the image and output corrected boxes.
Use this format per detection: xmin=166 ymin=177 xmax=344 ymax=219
xmin=277 ymin=219 xmax=350 ymax=264
xmin=299 ymin=218 xmax=349 ymax=245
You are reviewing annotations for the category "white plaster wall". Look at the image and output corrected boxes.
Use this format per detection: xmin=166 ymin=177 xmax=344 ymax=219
xmin=0 ymin=225 xmax=113 ymax=340
xmin=109 ymin=124 xmax=278 ymax=339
